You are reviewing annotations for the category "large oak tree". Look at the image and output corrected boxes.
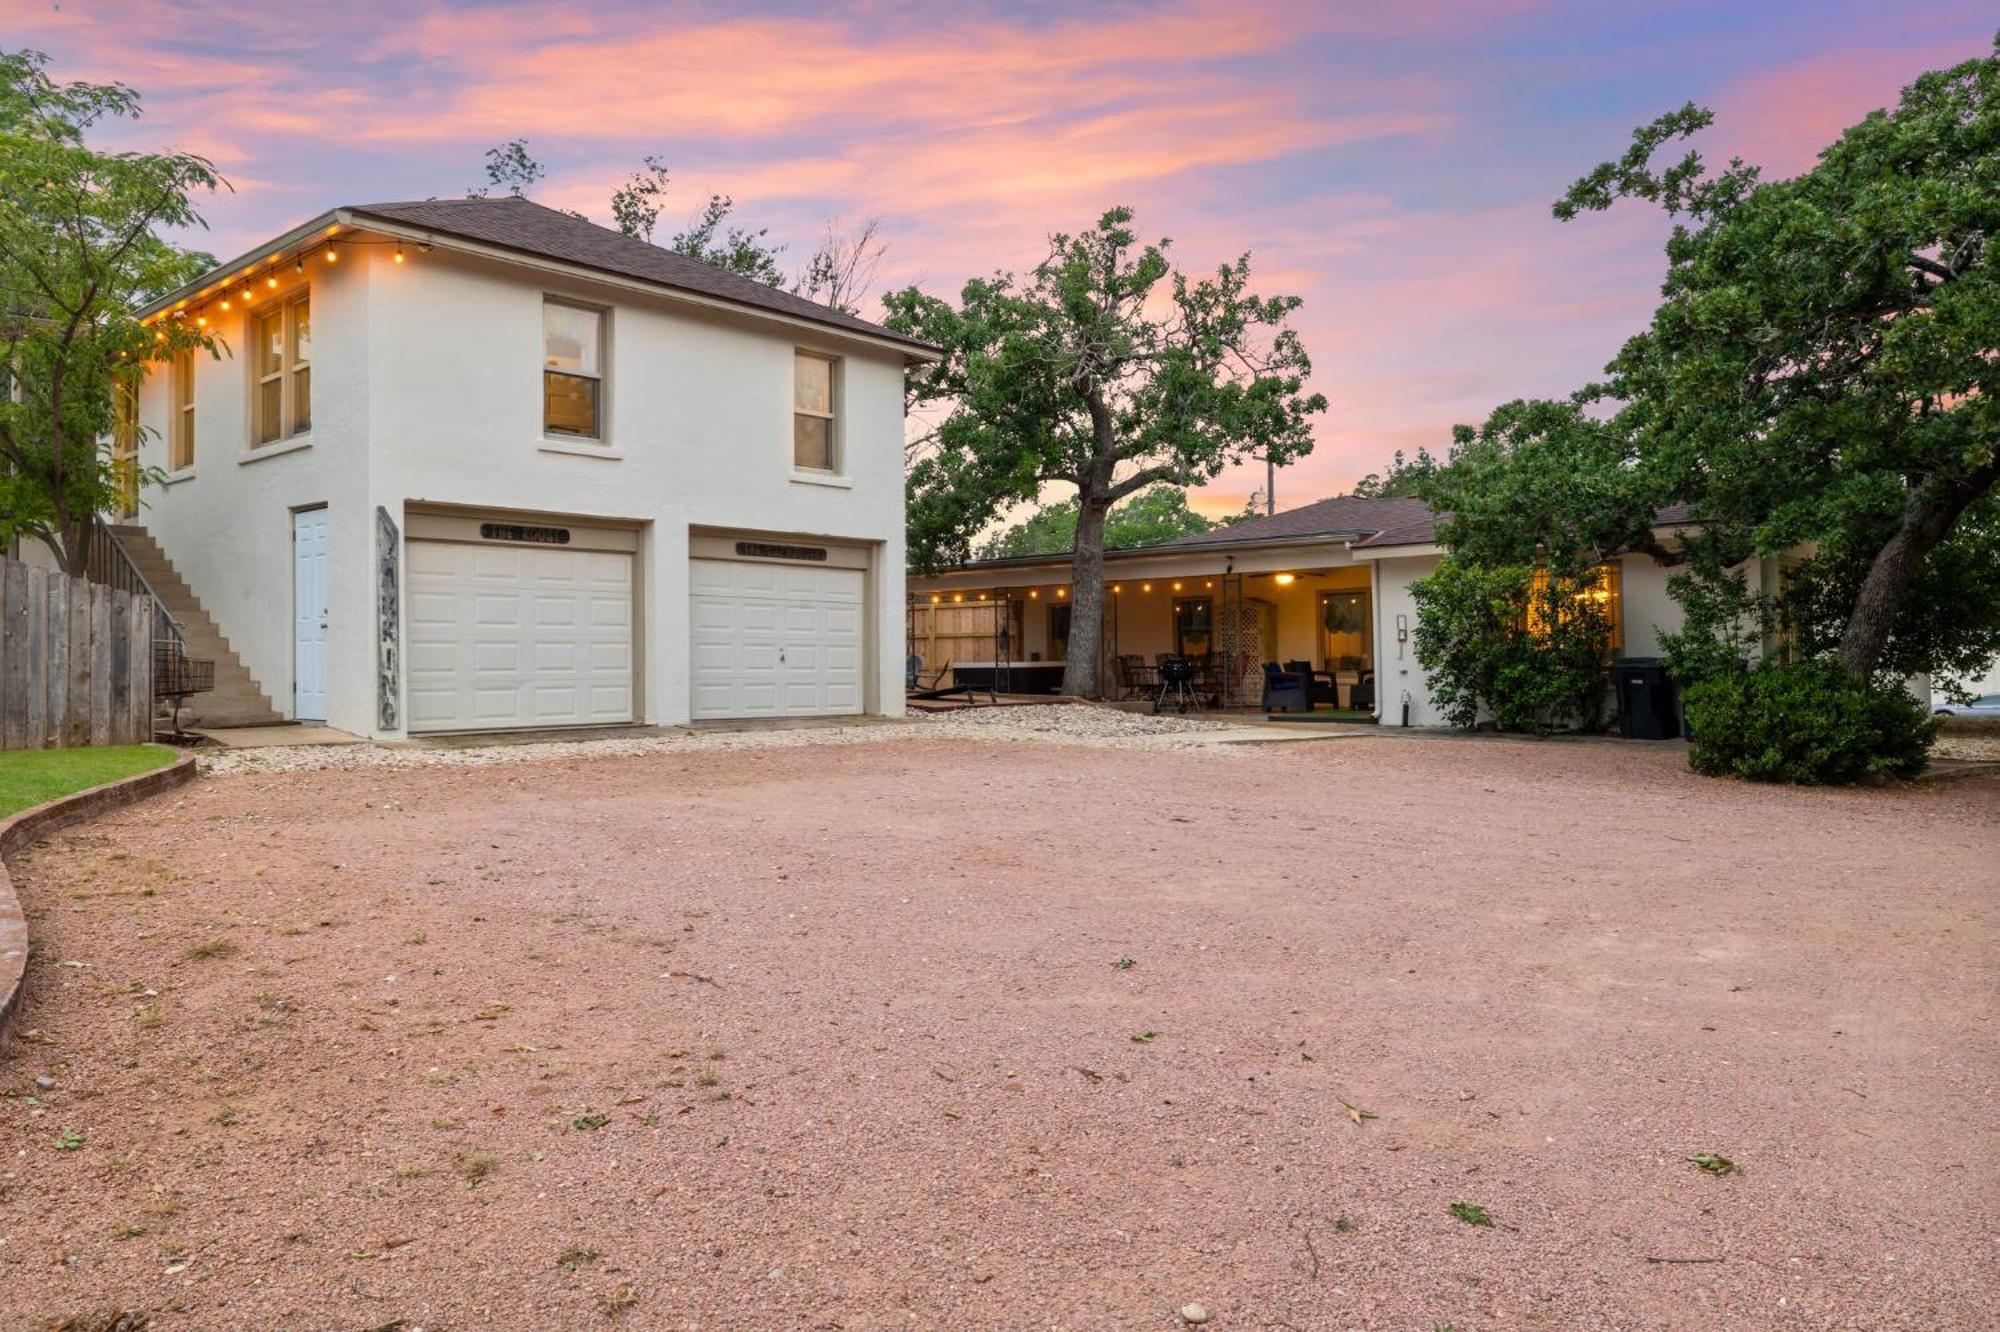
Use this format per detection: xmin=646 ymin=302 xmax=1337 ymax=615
xmin=884 ymin=208 xmax=1325 ymax=697
xmin=1423 ymin=36 xmax=1999 ymax=692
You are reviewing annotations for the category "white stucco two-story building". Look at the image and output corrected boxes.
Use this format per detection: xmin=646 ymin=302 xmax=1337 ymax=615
xmin=127 ymin=197 xmax=932 ymax=739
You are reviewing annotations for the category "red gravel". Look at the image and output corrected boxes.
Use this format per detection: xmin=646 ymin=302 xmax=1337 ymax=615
xmin=2 ymin=735 xmax=1995 ymax=1331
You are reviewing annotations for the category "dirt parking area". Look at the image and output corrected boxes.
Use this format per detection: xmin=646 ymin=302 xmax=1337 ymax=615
xmin=3 ymin=728 xmax=1995 ymax=1331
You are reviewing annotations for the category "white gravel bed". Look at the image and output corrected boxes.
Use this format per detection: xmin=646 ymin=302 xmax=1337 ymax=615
xmin=196 ymin=703 xmax=1246 ymax=776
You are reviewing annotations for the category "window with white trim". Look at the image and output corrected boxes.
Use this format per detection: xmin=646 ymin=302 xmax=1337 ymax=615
xmin=793 ymin=350 xmax=837 ymax=471
xmin=252 ymin=291 xmax=310 ymax=445
xmin=543 ymin=300 xmax=603 ymax=439
xmin=170 ymin=348 xmax=195 ymax=470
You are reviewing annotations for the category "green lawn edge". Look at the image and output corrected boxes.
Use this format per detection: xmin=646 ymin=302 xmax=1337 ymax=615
xmin=0 ymin=744 xmax=180 ymax=820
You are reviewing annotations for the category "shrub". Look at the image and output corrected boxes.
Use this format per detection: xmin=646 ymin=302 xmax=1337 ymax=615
xmin=1411 ymin=558 xmax=1615 ymax=734
xmin=1683 ymin=658 xmax=1938 ymax=784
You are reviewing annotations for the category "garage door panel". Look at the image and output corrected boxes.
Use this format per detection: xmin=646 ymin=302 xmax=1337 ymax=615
xmin=690 ymin=557 xmax=865 ymax=720
xmin=409 ymin=538 xmax=634 ymax=733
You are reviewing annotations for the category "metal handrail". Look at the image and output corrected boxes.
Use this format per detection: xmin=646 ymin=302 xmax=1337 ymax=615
xmin=82 ymin=516 xmax=187 ymax=655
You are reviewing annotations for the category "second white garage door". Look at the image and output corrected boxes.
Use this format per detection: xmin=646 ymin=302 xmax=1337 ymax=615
xmin=690 ymin=559 xmax=864 ymax=719
xmin=407 ymin=540 xmax=635 ymax=732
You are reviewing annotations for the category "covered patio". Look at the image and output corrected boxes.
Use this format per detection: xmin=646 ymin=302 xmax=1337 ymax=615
xmin=907 ymin=550 xmax=1378 ymax=713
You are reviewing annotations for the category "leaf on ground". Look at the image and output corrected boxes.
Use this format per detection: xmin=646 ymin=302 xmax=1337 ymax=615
xmin=1337 ymin=1096 xmax=1377 ymax=1125
xmin=1688 ymin=1153 xmax=1741 ymax=1176
xmin=1129 ymin=1031 xmax=1158 ymax=1044
xmin=572 ymin=1114 xmax=610 ymax=1131
xmin=1448 ymin=1202 xmax=1494 ymax=1227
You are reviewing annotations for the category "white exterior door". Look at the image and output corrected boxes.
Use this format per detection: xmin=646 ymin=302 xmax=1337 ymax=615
xmin=690 ymin=559 xmax=864 ymax=719
xmin=292 ymin=508 xmax=329 ymax=722
xmin=406 ymin=540 xmax=634 ymax=732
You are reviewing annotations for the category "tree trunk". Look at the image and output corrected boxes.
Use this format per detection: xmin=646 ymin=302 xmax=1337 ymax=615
xmin=1061 ymin=495 xmax=1113 ymax=698
xmin=56 ymin=518 xmax=91 ymax=580
xmin=1836 ymin=462 xmax=1999 ymax=675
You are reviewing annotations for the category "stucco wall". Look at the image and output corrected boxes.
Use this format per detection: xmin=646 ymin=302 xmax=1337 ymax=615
xmin=135 ymin=248 xmax=371 ymax=724
xmin=1368 ymin=550 xmax=1729 ymax=727
xmin=133 ymin=237 xmax=910 ymax=737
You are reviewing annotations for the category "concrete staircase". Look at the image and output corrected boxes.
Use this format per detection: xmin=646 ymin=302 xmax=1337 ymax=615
xmin=109 ymin=524 xmax=285 ymax=728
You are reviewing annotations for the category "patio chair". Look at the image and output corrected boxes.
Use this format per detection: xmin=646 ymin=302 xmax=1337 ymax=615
xmin=1262 ymin=661 xmax=1309 ymax=713
xmin=1114 ymin=654 xmax=1155 ymax=700
xmin=1349 ymin=671 xmax=1376 ymax=712
xmin=1284 ymin=659 xmax=1341 ymax=709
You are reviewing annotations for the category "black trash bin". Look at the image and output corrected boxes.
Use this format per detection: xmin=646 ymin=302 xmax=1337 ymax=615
xmin=1613 ymin=657 xmax=1678 ymax=740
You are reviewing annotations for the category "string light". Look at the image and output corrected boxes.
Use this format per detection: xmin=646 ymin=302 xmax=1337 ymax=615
xmin=394 ymin=241 xmax=404 ymax=264
xmin=1056 ymin=588 xmax=1067 ymax=598
xmin=323 ymin=244 xmax=338 ymax=263
xmin=1141 ymin=582 xmax=1153 ymax=593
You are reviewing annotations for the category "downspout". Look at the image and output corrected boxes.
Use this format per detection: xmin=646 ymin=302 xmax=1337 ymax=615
xmin=1369 ymin=556 xmax=1384 ymax=724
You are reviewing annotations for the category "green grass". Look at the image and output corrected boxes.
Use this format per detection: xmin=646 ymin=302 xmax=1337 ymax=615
xmin=0 ymin=745 xmax=177 ymax=820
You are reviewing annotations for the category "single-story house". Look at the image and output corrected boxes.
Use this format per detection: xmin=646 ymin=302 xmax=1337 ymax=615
xmin=905 ymin=494 xmax=1795 ymax=726
xmin=118 ymin=197 xmax=934 ymax=739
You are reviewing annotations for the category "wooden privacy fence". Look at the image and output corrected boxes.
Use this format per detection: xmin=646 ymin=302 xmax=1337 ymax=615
xmin=0 ymin=555 xmax=154 ymax=750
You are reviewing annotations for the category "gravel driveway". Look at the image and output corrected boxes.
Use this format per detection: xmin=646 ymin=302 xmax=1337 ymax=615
xmin=4 ymin=724 xmax=1995 ymax=1330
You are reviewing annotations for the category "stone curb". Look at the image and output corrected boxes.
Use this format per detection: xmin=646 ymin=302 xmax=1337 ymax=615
xmin=0 ymin=752 xmax=198 ymax=1050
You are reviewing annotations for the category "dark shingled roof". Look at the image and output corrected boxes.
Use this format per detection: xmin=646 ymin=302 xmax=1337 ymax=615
xmin=1350 ymin=500 xmax=1702 ymax=550
xmin=346 ymin=197 xmax=937 ymax=356
xmin=1151 ymin=494 xmax=1437 ymax=549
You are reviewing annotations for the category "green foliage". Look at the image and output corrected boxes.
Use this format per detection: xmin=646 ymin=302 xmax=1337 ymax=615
xmin=668 ymin=192 xmax=787 ymax=286
xmin=472 ymin=142 xmax=881 ymax=304
xmin=1410 ymin=558 xmax=1615 ymax=734
xmin=1683 ymin=659 xmax=1938 ymax=784
xmin=886 ymin=206 xmax=1325 ymax=694
xmin=1448 ymin=1202 xmax=1493 ymax=1228
xmin=1557 ymin=38 xmax=2000 ymax=679
xmin=1656 ymin=566 xmax=1771 ymax=685
xmin=1415 ymin=398 xmax=1672 ymax=578
xmin=0 ymin=49 xmax=221 ymax=571
xmin=608 ymin=155 xmax=670 ymax=241
xmin=1688 ymin=1153 xmax=1741 ymax=1176
xmin=975 ymin=485 xmax=1213 ymax=559
xmin=469 ymin=138 xmax=544 ymax=198
xmin=1352 ymin=446 xmax=1442 ymax=499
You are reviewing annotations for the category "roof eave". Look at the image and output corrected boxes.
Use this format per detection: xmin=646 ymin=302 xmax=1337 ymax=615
xmin=137 ymin=209 xmax=343 ymax=320
xmin=917 ymin=529 xmax=1376 ymax=577
xmin=341 ymin=207 xmax=942 ymax=361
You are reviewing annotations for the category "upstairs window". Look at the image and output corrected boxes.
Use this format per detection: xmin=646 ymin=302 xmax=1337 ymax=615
xmin=793 ymin=351 xmax=837 ymax=471
xmin=170 ymin=348 xmax=195 ymax=470
xmin=253 ymin=292 xmax=310 ymax=445
xmin=544 ymin=301 xmax=603 ymax=439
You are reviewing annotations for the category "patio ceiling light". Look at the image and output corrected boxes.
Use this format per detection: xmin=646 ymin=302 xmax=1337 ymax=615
xmin=1274 ymin=573 xmax=1297 ymax=585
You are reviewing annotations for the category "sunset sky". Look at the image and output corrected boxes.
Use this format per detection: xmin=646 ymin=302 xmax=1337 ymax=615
xmin=8 ymin=1 xmax=1993 ymax=516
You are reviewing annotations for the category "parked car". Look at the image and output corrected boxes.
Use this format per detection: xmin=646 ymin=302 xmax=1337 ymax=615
xmin=1934 ymin=693 xmax=2000 ymax=716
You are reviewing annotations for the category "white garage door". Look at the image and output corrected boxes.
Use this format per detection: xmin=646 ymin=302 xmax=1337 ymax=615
xmin=690 ymin=559 xmax=864 ymax=719
xmin=407 ymin=540 xmax=634 ymax=732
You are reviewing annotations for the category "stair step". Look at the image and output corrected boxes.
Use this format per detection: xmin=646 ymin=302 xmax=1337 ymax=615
xmin=112 ymin=523 xmax=281 ymax=724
